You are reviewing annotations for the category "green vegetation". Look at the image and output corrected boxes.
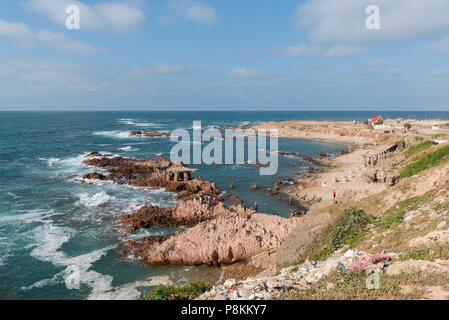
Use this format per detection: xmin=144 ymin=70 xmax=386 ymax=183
xmin=381 ymin=211 xmax=405 ymax=229
xmin=401 ymin=145 xmax=449 ymax=178
xmin=311 ymin=208 xmax=374 ymax=261
xmin=404 ymin=140 xmax=432 ymax=158
xmin=291 ymin=270 xmax=449 ymax=300
xmin=377 ymin=193 xmax=434 ymax=230
xmin=146 ymin=281 xmax=213 ymax=300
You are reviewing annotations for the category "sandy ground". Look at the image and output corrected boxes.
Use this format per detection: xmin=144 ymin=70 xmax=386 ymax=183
xmin=252 ymin=120 xmax=400 ymax=214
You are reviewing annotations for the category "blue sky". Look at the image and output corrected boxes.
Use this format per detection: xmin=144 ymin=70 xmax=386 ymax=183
xmin=1 ymin=0 xmax=449 ymax=111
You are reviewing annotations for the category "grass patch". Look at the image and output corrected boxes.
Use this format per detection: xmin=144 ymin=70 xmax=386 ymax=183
xmin=289 ymin=270 xmax=449 ymax=300
xmin=404 ymin=140 xmax=432 ymax=158
xmin=400 ymin=145 xmax=449 ymax=178
xmin=403 ymin=244 xmax=449 ymax=261
xmin=311 ymin=208 xmax=374 ymax=260
xmin=376 ymin=193 xmax=434 ymax=230
xmin=146 ymin=281 xmax=213 ymax=300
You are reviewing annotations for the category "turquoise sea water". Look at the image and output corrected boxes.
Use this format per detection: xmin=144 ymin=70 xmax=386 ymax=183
xmin=1 ymin=111 xmax=448 ymax=300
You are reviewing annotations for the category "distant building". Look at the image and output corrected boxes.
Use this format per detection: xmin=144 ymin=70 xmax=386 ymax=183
xmin=372 ymin=115 xmax=383 ymax=123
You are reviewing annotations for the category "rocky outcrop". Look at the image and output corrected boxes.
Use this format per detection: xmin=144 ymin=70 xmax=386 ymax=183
xmin=82 ymin=155 xmax=219 ymax=199
xmin=130 ymin=130 xmax=171 ymax=138
xmin=119 ymin=200 xmax=224 ymax=232
xmin=250 ymin=184 xmax=260 ymax=190
xmin=362 ymin=168 xmax=401 ymax=186
xmin=125 ymin=213 xmax=298 ymax=266
xmin=82 ymin=172 xmax=107 ymax=180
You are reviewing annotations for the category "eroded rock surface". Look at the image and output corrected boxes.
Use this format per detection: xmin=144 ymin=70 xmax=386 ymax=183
xmin=126 ymin=213 xmax=298 ymax=266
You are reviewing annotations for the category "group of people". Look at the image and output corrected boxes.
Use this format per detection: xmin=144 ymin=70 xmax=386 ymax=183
xmin=196 ymin=195 xmax=219 ymax=205
xmin=242 ymin=202 xmax=258 ymax=214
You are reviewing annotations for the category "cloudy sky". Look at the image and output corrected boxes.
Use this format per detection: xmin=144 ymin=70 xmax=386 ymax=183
xmin=1 ymin=0 xmax=449 ymax=111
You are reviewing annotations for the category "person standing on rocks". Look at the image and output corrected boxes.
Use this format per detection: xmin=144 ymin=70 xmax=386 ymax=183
xmin=254 ymin=202 xmax=258 ymax=212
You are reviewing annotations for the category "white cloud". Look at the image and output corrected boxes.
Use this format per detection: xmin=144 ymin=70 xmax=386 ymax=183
xmin=296 ymin=0 xmax=449 ymax=43
xmin=128 ymin=63 xmax=185 ymax=75
xmin=0 ymin=18 xmax=105 ymax=53
xmin=281 ymin=44 xmax=321 ymax=57
xmin=431 ymin=70 xmax=449 ymax=76
xmin=0 ymin=20 xmax=33 ymax=43
xmin=421 ymin=35 xmax=449 ymax=55
xmin=161 ymin=0 xmax=218 ymax=26
xmin=388 ymin=68 xmax=402 ymax=75
xmin=36 ymin=29 xmax=104 ymax=53
xmin=0 ymin=59 xmax=109 ymax=91
xmin=363 ymin=59 xmax=395 ymax=67
xmin=229 ymin=67 xmax=281 ymax=78
xmin=322 ymin=45 xmax=364 ymax=58
xmin=23 ymin=0 xmax=145 ymax=32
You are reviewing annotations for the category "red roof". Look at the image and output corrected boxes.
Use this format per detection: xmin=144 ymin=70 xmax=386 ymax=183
xmin=372 ymin=115 xmax=383 ymax=123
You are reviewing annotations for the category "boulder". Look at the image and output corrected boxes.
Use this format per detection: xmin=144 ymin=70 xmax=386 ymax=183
xmin=250 ymin=184 xmax=260 ymax=190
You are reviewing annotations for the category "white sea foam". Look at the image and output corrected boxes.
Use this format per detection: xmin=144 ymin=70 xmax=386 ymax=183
xmin=0 ymin=253 xmax=11 ymax=266
xmin=39 ymin=157 xmax=62 ymax=167
xmin=76 ymin=192 xmax=115 ymax=208
xmin=93 ymin=131 xmax=133 ymax=139
xmin=0 ymin=209 xmax=59 ymax=225
xmin=117 ymin=119 xmax=160 ymax=128
xmin=118 ymin=146 xmax=137 ymax=152
xmin=26 ymin=223 xmax=116 ymax=296
xmin=7 ymin=192 xmax=19 ymax=199
xmin=88 ymin=276 xmax=172 ymax=300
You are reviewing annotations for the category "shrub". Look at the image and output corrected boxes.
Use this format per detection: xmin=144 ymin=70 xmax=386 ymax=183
xmin=381 ymin=211 xmax=404 ymax=229
xmin=146 ymin=281 xmax=213 ymax=300
xmin=312 ymin=207 xmax=374 ymax=260
xmin=401 ymin=145 xmax=449 ymax=178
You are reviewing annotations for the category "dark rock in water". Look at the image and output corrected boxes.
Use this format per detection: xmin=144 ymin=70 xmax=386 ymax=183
xmin=340 ymin=148 xmax=353 ymax=155
xmin=319 ymin=152 xmax=327 ymax=157
xmin=288 ymin=210 xmax=306 ymax=218
xmin=224 ymin=193 xmax=242 ymax=205
xmin=129 ymin=130 xmax=170 ymax=138
xmin=83 ymin=172 xmax=107 ymax=180
xmin=262 ymin=187 xmax=278 ymax=196
xmin=250 ymin=184 xmax=260 ymax=190
xmin=87 ymin=151 xmax=102 ymax=157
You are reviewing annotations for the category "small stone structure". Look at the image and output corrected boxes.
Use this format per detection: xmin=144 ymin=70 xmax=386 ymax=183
xmin=166 ymin=164 xmax=197 ymax=182
xmin=363 ymin=142 xmax=402 ymax=167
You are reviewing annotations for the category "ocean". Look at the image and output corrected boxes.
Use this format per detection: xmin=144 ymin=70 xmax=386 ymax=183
xmin=1 ymin=110 xmax=448 ymax=300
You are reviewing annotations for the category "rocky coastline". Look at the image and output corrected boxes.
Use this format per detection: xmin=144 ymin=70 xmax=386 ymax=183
xmin=80 ymin=152 xmax=300 ymax=268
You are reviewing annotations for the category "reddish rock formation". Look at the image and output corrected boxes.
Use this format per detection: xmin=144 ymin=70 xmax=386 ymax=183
xmin=119 ymin=200 xmax=224 ymax=232
xmin=125 ymin=213 xmax=298 ymax=266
